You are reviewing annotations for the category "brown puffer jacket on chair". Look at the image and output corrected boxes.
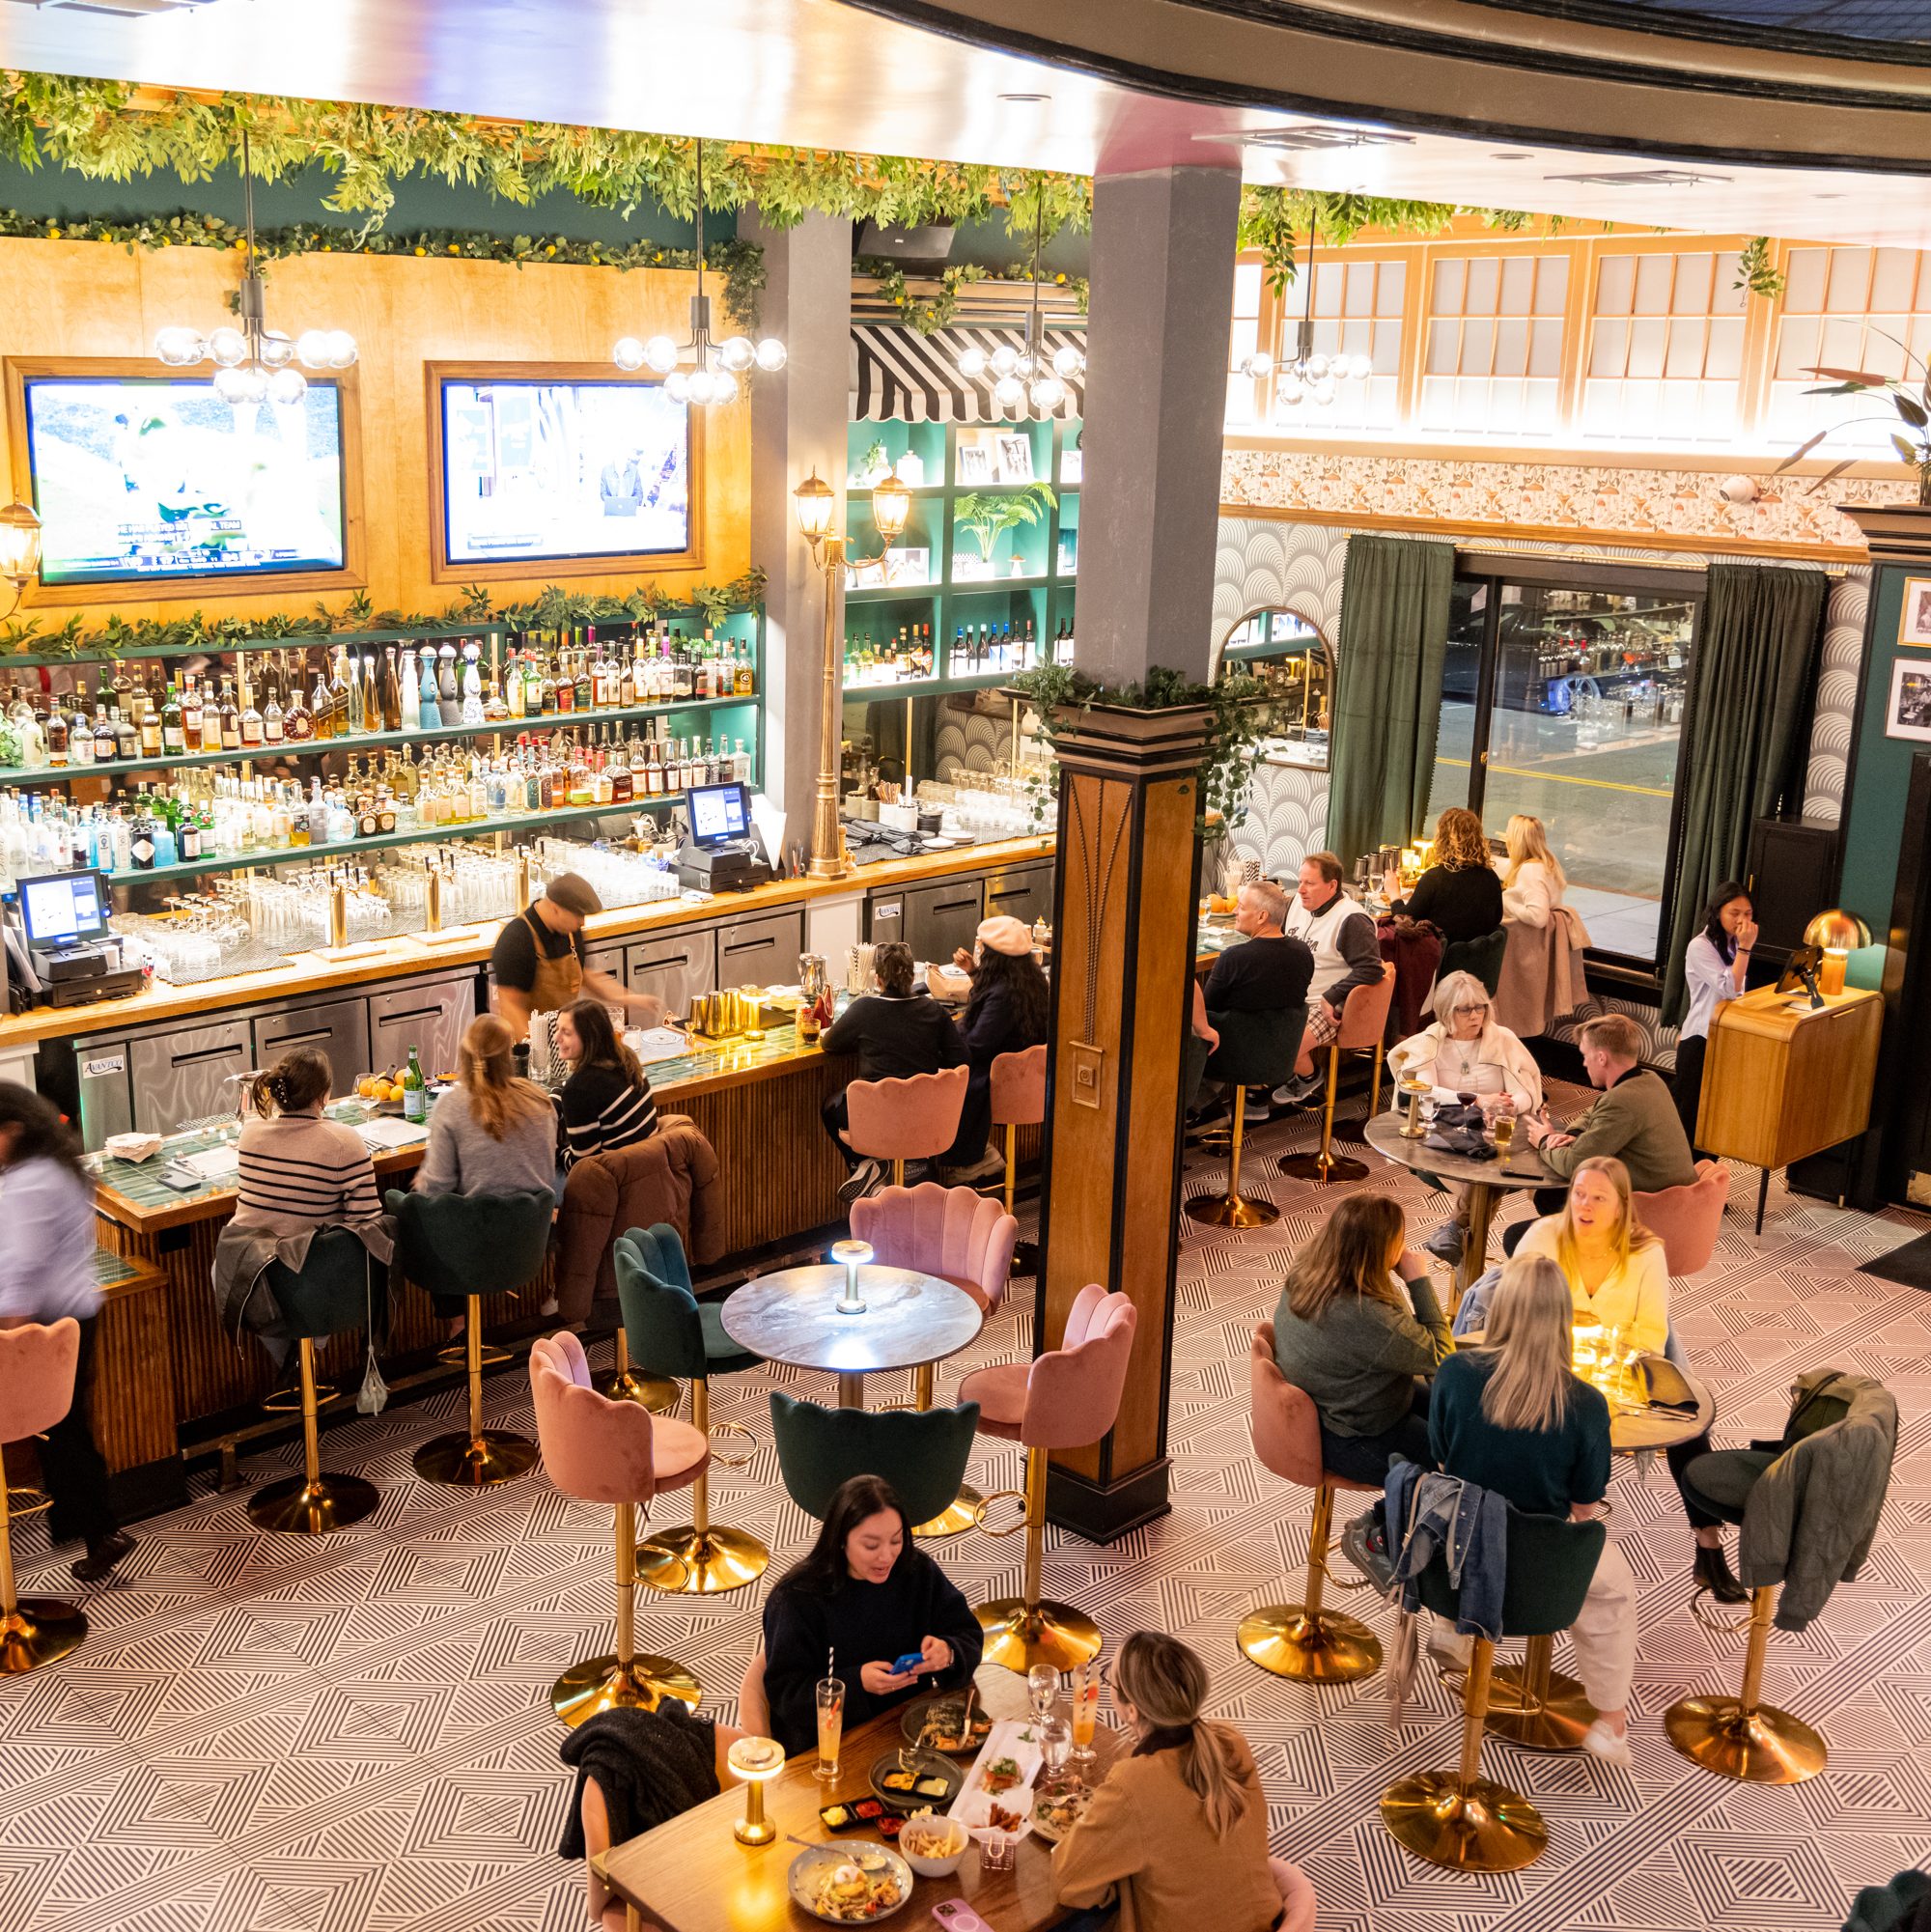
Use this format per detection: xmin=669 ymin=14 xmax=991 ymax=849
xmin=553 ymin=1114 xmax=722 ymax=1323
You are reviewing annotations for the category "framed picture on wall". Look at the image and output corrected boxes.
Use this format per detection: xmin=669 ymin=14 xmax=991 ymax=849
xmin=1901 ymin=576 xmax=1931 ymax=648
xmin=1886 ymin=657 xmax=1931 ymax=742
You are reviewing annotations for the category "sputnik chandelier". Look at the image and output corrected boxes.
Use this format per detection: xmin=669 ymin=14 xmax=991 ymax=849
xmin=955 ymin=185 xmax=1084 ymax=417
xmin=1231 ymin=222 xmax=1371 ymax=409
xmin=154 ymin=129 xmax=357 ymax=404
xmin=614 ymin=138 xmax=785 ymax=404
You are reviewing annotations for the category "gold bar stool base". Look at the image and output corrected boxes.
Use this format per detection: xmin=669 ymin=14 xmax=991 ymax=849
xmin=1665 ymin=1694 xmax=1827 ymax=1784
xmin=0 ymin=1601 xmax=87 ymax=1675
xmin=912 ymin=1484 xmax=983 ymax=1540
xmin=247 ymin=1472 xmax=380 ymax=1535
xmin=1488 ymin=1659 xmax=1593 ymax=1752
xmin=1238 ymin=1605 xmax=1383 ymax=1683
xmin=975 ymin=1597 xmax=1102 ymax=1674
xmin=635 ymin=1524 xmax=769 ymax=1595
xmin=1380 ymin=1771 xmax=1548 ymax=1872
xmin=598 ymin=1368 xmax=680 ymax=1414
xmin=1277 ymin=1151 xmax=1368 ymax=1185
xmin=551 ymin=1652 xmax=702 ymax=1728
xmin=413 ymin=1430 xmax=540 ymax=1488
xmin=1184 ymin=1191 xmax=1280 ymax=1229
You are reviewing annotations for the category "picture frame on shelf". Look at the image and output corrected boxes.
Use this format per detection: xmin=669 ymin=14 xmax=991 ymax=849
xmin=1886 ymin=655 xmax=1931 ymax=742
xmin=845 ymin=557 xmax=887 ymax=591
xmin=1901 ymin=576 xmax=1931 ymax=649
xmin=956 ymin=441 xmax=994 ymax=484
xmin=994 ymin=434 xmax=1033 ymax=484
xmin=883 ymin=547 xmax=931 ymax=587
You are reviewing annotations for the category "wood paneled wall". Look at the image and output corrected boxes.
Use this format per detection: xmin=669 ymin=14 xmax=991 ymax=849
xmin=0 ymin=240 xmax=750 ymax=627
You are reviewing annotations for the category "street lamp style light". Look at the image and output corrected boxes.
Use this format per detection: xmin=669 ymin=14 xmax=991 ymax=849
xmin=792 ymin=469 xmax=914 ymax=880
xmin=0 ymin=501 xmax=42 ymax=618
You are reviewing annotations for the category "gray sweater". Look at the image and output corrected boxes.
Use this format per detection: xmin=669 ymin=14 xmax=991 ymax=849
xmin=412 ymin=1082 xmax=556 ymax=1199
xmin=1272 ymin=1272 xmax=1453 ymax=1438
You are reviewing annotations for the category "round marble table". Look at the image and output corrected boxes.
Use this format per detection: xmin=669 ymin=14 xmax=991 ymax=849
xmin=720 ymin=1264 xmax=985 ymax=1409
xmin=1362 ymin=1109 xmax=1559 ymax=1298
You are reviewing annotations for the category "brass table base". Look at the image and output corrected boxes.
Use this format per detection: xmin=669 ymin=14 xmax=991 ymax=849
xmin=598 ymin=1367 xmax=680 ymax=1414
xmin=976 ymin=1597 xmax=1103 ymax=1674
xmin=1238 ymin=1605 xmax=1383 ymax=1683
xmin=1665 ymin=1694 xmax=1828 ymax=1784
xmin=0 ymin=1600 xmax=87 ymax=1675
xmin=1487 ymin=1649 xmax=1593 ymax=1751
xmin=1184 ymin=1191 xmax=1280 ymax=1228
xmin=912 ymin=1484 xmax=983 ymax=1541
xmin=1278 ymin=1151 xmax=1369 ymax=1185
xmin=1381 ymin=1771 xmax=1548 ymax=1872
xmin=636 ymin=1524 xmax=769 ymax=1595
xmin=246 ymin=1472 xmax=380 ymax=1535
xmin=551 ymin=1651 xmax=702 ymax=1728
xmin=413 ymin=1430 xmax=540 ymax=1488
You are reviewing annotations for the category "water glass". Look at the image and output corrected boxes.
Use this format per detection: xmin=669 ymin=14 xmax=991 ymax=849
xmin=1040 ymin=1715 xmax=1072 ymax=1779
xmin=1026 ymin=1663 xmax=1058 ymax=1726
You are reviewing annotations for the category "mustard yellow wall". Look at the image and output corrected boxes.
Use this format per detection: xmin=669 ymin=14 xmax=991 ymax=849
xmin=0 ymin=238 xmax=749 ymax=627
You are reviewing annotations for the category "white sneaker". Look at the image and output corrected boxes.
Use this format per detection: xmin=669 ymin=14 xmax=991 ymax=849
xmin=1581 ymin=1719 xmax=1633 ymax=1767
xmin=837 ymin=1159 xmax=883 ymax=1205
xmin=1272 ymin=1074 xmax=1320 ymax=1108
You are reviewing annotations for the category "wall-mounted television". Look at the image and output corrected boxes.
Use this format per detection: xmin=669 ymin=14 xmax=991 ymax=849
xmin=6 ymin=363 xmax=355 ymax=599
xmin=428 ymin=363 xmax=700 ymax=582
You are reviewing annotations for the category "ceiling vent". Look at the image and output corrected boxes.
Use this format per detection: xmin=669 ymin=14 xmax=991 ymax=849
xmin=1241 ymin=126 xmax=1415 ymax=153
xmin=1544 ymin=167 xmax=1731 ymax=188
xmin=3 ymin=0 xmax=217 ymax=14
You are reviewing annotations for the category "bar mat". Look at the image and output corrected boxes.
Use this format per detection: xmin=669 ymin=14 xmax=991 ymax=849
xmin=1860 ymin=1231 xmax=1931 ymax=1290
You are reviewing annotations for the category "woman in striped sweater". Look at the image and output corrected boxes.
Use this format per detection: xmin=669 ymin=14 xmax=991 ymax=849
xmin=554 ymin=999 xmax=659 ymax=1172
xmin=232 ymin=1047 xmax=388 ymax=1246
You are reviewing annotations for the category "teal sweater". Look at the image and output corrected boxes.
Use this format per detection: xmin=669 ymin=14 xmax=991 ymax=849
xmin=1272 ymin=1273 xmax=1452 ymax=1438
xmin=1428 ymin=1352 xmax=1610 ymax=1520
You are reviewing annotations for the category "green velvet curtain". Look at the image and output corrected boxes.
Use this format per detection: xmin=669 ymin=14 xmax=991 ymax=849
xmin=1324 ymin=534 xmax=1457 ymax=869
xmin=1659 ymin=560 xmax=1827 ymax=1024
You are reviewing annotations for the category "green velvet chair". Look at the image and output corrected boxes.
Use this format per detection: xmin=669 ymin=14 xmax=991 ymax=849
xmin=1381 ymin=1498 xmax=1603 ymax=1875
xmin=1184 ymin=1001 xmax=1305 ymax=1229
xmin=1441 ymin=927 xmax=1509 ymax=998
xmin=614 ymin=1224 xmax=767 ymax=1596
xmin=249 ymin=1229 xmax=383 ymax=1535
xmin=388 ymin=1189 xmax=554 ymax=1488
xmin=769 ymin=1391 xmax=980 ymax=1530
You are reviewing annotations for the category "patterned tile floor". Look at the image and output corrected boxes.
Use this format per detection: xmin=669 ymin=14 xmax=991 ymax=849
xmin=5 ymin=1083 xmax=1930 ymax=1932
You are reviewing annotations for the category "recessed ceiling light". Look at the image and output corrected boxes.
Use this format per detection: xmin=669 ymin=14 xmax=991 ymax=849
xmin=1491 ymin=152 xmax=1534 ymax=161
xmin=1545 ymin=167 xmax=1729 ymax=188
xmin=997 ymin=93 xmax=1051 ymax=104
xmin=1243 ymin=125 xmax=1414 ymax=153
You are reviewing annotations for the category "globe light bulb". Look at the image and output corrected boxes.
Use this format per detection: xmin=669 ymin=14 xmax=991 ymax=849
xmin=1028 ymin=375 xmax=1066 ymax=412
xmin=719 ymin=335 xmax=755 ymax=372
xmin=295 ymin=328 xmax=333 ymax=368
xmin=258 ymin=332 xmax=295 ymax=368
xmin=643 ymin=335 xmax=681 ymax=375
xmin=957 ymin=345 xmax=989 ymax=378
xmin=1346 ymin=352 xmax=1374 ymax=381
xmin=1302 ymin=352 xmax=1330 ymax=382
xmin=613 ymin=336 xmax=647 ymax=372
xmin=1240 ymin=351 xmax=1274 ymax=379
xmin=712 ymin=368 xmax=740 ymax=406
xmin=214 ymin=362 xmax=268 ymax=406
xmin=990 ymin=345 xmax=1020 ymax=378
xmin=685 ymin=367 xmax=716 ymax=406
xmin=664 ymin=370 xmax=690 ymax=404
xmin=754 ymin=337 xmax=788 ymax=372
xmin=993 ymin=374 xmax=1024 ymax=409
xmin=1313 ymin=378 xmax=1338 ymax=406
xmin=1015 ymin=351 xmax=1035 ymax=378
xmin=1277 ymin=376 xmax=1305 ymax=406
xmin=1052 ymin=344 xmax=1085 ymax=379
xmin=154 ymin=325 xmax=205 ymax=367
xmin=209 ymin=326 xmax=248 ymax=368
xmin=324 ymin=331 xmax=357 ymax=370
xmin=267 ymin=366 xmax=308 ymax=406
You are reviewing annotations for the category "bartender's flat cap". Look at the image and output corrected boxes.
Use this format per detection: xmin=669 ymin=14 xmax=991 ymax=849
xmin=545 ymin=873 xmax=603 ymax=918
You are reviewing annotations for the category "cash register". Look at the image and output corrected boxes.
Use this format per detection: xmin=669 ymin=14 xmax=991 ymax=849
xmin=14 ymin=870 xmax=145 ymax=1007
xmin=676 ymin=781 xmax=773 ymax=892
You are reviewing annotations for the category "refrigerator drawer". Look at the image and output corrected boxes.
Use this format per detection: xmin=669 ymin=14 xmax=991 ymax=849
xmin=627 ymin=931 xmax=716 ymax=1019
xmin=903 ymin=881 xmax=985 ymax=964
xmin=128 ymin=1018 xmax=254 ymax=1136
xmin=715 ymin=910 xmax=803 ymax=987
xmin=368 ymin=974 xmax=477 ymax=1079
xmin=252 ymin=996 xmax=370 ymax=1099
xmin=983 ymin=861 xmax=1055 ymax=931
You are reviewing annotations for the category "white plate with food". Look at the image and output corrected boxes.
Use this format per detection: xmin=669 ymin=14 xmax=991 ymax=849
xmin=947 ymin=1720 xmax=1043 ymax=1842
xmin=1029 ymin=1778 xmax=1094 ymax=1844
xmin=786 ymin=1842 xmax=913 ymax=1923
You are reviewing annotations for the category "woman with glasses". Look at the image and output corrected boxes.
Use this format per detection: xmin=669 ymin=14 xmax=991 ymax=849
xmin=1388 ymin=969 xmax=1542 ymax=1265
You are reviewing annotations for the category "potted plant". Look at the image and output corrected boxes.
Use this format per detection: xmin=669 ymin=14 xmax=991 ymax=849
xmin=857 ymin=437 xmax=890 ymax=488
xmin=1778 ymin=351 xmax=1931 ymax=506
xmin=953 ymin=482 xmax=1056 ymax=579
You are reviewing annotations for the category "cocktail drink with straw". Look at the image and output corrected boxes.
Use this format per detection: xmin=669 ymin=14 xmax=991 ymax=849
xmin=1070 ymin=1661 xmax=1100 ymax=1764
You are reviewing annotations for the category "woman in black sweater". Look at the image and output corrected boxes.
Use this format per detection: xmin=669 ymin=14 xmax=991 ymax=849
xmin=1384 ymin=806 xmax=1503 ymax=943
xmin=554 ymin=999 xmax=659 ymax=1172
xmin=938 ymin=915 xmax=1049 ymax=1178
xmin=761 ymin=1474 xmax=984 ymax=1758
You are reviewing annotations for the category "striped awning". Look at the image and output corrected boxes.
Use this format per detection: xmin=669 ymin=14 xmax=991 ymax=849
xmin=852 ymin=322 xmax=1087 ymax=424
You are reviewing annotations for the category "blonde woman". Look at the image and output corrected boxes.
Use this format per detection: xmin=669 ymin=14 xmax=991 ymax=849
xmin=1384 ymin=806 xmax=1503 ymax=943
xmin=1511 ymin=1157 xmax=1668 ymax=1356
xmin=1428 ymin=1255 xmax=1637 ymax=1766
xmin=413 ymin=1014 xmax=555 ymax=1198
xmin=1500 ymin=814 xmax=1566 ymax=928
xmin=1051 ymin=1631 xmax=1291 ymax=1932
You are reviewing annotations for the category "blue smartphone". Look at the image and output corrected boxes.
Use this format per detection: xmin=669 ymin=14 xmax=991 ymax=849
xmin=890 ymin=1652 xmax=926 ymax=1677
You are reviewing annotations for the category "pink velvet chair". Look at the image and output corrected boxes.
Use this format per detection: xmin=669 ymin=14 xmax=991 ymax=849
xmin=0 ymin=1319 xmax=85 ymax=1676
xmin=1240 ymin=1321 xmax=1383 ymax=1684
xmin=958 ymin=1284 xmax=1136 ymax=1671
xmin=844 ymin=1066 xmax=969 ymax=1188
xmin=990 ymin=1046 xmax=1048 ymax=1274
xmin=1271 ymin=1856 xmax=1320 ymax=1932
xmin=1635 ymin=1160 xmax=1731 ymax=1278
xmin=1281 ymin=961 xmax=1396 ymax=1185
xmin=529 ymin=1331 xmax=710 ymax=1727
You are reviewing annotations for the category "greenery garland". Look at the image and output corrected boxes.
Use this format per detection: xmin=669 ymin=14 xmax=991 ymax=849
xmin=0 ymin=568 xmax=769 ymax=662
xmin=856 ymin=258 xmax=1091 ymax=335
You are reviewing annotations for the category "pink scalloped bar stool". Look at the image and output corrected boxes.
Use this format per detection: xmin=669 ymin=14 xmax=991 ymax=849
xmin=1280 ymin=962 xmax=1396 ymax=1186
xmin=529 ymin=1331 xmax=711 ymax=1727
xmin=1635 ymin=1160 xmax=1730 ymax=1277
xmin=990 ymin=1044 xmax=1047 ymax=1276
xmin=1240 ymin=1321 xmax=1383 ymax=1683
xmin=853 ymin=1181 xmax=1020 ymax=1537
xmin=959 ymin=1284 xmax=1137 ymax=1671
xmin=844 ymin=1066 xmax=969 ymax=1189
xmin=0 ymin=1319 xmax=86 ymax=1675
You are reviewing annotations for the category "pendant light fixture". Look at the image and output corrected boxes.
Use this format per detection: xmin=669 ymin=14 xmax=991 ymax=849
xmin=955 ymin=182 xmax=1084 ymax=418
xmin=615 ymin=138 xmax=785 ymax=404
xmin=1235 ymin=220 xmax=1371 ymax=410
xmin=154 ymin=126 xmax=356 ymax=404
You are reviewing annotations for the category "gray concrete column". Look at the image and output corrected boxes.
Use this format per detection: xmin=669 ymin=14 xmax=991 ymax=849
xmin=742 ymin=209 xmax=851 ymax=850
xmin=1076 ymin=165 xmax=1242 ymax=688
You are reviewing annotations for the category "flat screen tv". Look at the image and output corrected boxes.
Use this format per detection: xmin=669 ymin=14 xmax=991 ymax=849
xmin=434 ymin=374 xmax=693 ymax=574
xmin=20 ymin=374 xmax=349 ymax=588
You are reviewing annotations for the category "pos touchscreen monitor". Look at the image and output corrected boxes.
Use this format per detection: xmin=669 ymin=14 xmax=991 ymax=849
xmin=20 ymin=870 xmax=110 ymax=949
xmin=687 ymin=782 xmax=751 ymax=848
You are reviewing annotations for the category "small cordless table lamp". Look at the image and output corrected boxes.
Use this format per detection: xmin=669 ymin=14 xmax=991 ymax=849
xmin=729 ymin=1735 xmax=785 ymax=1846
xmin=829 ymin=1239 xmax=873 ymax=1315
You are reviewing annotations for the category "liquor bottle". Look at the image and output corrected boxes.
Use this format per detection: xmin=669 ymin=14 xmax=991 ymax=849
xmin=398 ymin=647 xmax=420 ymax=731
xmin=309 ymin=658 xmax=334 ymax=741
xmin=462 ymin=642 xmax=485 ymax=726
xmin=92 ymin=707 xmax=116 ymax=766
xmin=362 ymin=654 xmax=380 ymax=732
xmin=574 ymin=646 xmax=593 ymax=714
xmin=263 ymin=674 xmax=285 ymax=746
xmin=180 ymin=675 xmax=203 ymax=750
xmin=345 ymin=653 xmax=365 ymax=735
xmin=418 ymin=648 xmax=438 ymax=731
xmin=219 ymin=679 xmax=242 ymax=751
xmin=483 ymin=648 xmax=508 ymax=724
xmin=436 ymin=643 xmax=461 ymax=727
xmin=381 ymin=646 xmax=403 ymax=733
xmin=283 ymin=657 xmax=313 ymax=742
xmin=239 ymin=677 xmax=266 ymax=750
xmin=329 ymin=651 xmax=351 ymax=738
xmin=128 ymin=809 xmax=155 ymax=871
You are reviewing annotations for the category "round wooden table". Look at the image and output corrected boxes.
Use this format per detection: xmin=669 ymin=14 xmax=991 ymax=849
xmin=721 ymin=1264 xmax=985 ymax=1409
xmin=1363 ymin=1109 xmax=1559 ymax=1298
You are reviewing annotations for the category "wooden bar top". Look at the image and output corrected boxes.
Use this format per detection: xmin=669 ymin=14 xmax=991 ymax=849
xmin=1 ymin=835 xmax=1055 ymax=1050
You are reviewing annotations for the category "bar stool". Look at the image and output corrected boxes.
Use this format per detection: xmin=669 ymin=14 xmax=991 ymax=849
xmin=529 ymin=1331 xmax=709 ymax=1726
xmin=0 ymin=1318 xmax=85 ymax=1675
xmin=1382 ymin=1498 xmax=1605 ymax=1873
xmin=1184 ymin=1004 xmax=1305 ymax=1229
xmin=1634 ymin=1160 xmax=1730 ymax=1277
xmin=1279 ymin=964 xmax=1396 ymax=1184
xmin=990 ymin=1044 xmax=1047 ymax=1276
xmin=852 ymin=1181 xmax=1018 ymax=1537
xmin=248 ymin=1229 xmax=382 ymax=1534
xmin=1239 ymin=1322 xmax=1382 ymax=1682
xmin=390 ymin=1190 xmax=555 ymax=1487
xmin=958 ymin=1283 xmax=1136 ymax=1671
xmin=769 ymin=1392 xmax=980 ymax=1529
xmin=613 ymin=1224 xmax=768 ymax=1595
xmin=845 ymin=1065 xmax=969 ymax=1189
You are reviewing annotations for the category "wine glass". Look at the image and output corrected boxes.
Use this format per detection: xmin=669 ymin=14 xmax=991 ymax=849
xmin=1027 ymin=1664 xmax=1058 ymax=1726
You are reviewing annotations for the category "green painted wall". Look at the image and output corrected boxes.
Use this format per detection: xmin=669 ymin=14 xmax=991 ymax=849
xmin=1839 ymin=561 xmax=1918 ymax=991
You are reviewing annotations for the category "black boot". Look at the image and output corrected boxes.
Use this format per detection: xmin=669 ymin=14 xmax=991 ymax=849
xmin=71 ymin=1529 xmax=136 ymax=1584
xmin=1693 ymin=1540 xmax=1747 ymax=1605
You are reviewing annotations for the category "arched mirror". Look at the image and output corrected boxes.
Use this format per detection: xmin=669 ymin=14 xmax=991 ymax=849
xmin=1213 ymin=607 xmax=1333 ymax=769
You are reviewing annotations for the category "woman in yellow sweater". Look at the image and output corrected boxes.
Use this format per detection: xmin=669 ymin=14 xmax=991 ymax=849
xmin=1511 ymin=1156 xmax=1667 ymax=1355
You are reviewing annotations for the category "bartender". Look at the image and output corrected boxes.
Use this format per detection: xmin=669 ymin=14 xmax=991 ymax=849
xmin=490 ymin=873 xmax=663 ymax=1043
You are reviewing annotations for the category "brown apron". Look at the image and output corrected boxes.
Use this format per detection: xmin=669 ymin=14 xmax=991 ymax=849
xmin=520 ymin=906 xmax=584 ymax=1014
